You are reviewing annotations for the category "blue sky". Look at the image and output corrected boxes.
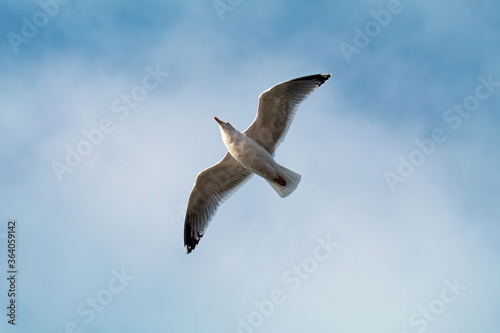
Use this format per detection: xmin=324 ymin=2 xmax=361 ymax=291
xmin=1 ymin=0 xmax=499 ymax=332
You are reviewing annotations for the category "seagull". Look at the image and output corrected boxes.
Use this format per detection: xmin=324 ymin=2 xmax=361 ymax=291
xmin=184 ymin=73 xmax=331 ymax=253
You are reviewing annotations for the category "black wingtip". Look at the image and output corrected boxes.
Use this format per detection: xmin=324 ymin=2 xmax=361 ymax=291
xmin=316 ymin=73 xmax=332 ymax=86
xmin=184 ymin=217 xmax=202 ymax=254
xmin=291 ymin=73 xmax=332 ymax=87
xmin=319 ymin=73 xmax=332 ymax=82
xmin=184 ymin=238 xmax=198 ymax=254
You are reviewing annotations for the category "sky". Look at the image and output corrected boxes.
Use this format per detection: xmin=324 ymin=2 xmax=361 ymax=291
xmin=1 ymin=0 xmax=499 ymax=332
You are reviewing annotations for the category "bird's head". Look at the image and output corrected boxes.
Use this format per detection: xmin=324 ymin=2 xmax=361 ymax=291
xmin=214 ymin=117 xmax=235 ymax=132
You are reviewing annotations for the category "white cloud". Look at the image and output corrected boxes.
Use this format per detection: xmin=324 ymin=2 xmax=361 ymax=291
xmin=1 ymin=1 xmax=499 ymax=332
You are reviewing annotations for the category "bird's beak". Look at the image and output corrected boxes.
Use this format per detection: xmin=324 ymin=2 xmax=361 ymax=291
xmin=214 ymin=116 xmax=223 ymax=125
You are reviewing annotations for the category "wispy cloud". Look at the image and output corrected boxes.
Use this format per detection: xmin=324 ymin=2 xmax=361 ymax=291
xmin=1 ymin=1 xmax=499 ymax=332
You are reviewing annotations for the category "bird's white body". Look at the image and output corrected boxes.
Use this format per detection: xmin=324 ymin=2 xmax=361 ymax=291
xmin=216 ymin=119 xmax=302 ymax=199
xmin=219 ymin=127 xmax=278 ymax=181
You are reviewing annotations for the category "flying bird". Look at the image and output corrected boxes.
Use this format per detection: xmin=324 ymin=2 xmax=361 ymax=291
xmin=184 ymin=73 xmax=331 ymax=253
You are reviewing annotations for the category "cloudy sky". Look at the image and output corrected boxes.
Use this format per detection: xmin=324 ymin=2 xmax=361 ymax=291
xmin=1 ymin=0 xmax=499 ymax=332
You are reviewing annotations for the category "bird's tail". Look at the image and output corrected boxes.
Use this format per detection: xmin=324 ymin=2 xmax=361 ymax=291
xmin=266 ymin=164 xmax=301 ymax=198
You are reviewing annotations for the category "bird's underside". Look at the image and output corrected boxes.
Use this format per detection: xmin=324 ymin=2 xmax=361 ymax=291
xmin=184 ymin=73 xmax=331 ymax=254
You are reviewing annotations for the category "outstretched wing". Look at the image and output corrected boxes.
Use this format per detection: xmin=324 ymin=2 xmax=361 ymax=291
xmin=244 ymin=73 xmax=331 ymax=154
xmin=184 ymin=152 xmax=253 ymax=253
